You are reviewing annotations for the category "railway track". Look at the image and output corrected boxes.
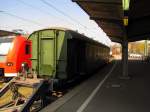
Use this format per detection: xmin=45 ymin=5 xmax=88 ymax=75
xmin=0 ymin=77 xmax=88 ymax=112
xmin=0 ymin=77 xmax=47 ymax=112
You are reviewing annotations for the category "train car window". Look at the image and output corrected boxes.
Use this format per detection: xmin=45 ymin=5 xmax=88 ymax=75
xmin=25 ymin=44 xmax=30 ymax=54
xmin=0 ymin=38 xmax=13 ymax=55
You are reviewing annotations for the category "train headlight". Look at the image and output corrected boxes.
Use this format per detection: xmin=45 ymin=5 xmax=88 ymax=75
xmin=6 ymin=62 xmax=13 ymax=66
xmin=21 ymin=62 xmax=29 ymax=71
xmin=21 ymin=62 xmax=28 ymax=68
xmin=21 ymin=63 xmax=25 ymax=67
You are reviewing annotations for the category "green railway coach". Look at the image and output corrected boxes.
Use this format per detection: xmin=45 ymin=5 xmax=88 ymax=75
xmin=28 ymin=27 xmax=110 ymax=84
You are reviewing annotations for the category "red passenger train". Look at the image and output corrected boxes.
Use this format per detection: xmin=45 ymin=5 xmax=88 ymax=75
xmin=0 ymin=32 xmax=31 ymax=78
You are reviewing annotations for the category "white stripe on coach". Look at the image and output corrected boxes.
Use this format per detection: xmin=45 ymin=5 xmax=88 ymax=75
xmin=5 ymin=73 xmax=17 ymax=77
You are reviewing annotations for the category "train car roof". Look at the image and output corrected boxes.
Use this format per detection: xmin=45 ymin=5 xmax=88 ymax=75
xmin=30 ymin=27 xmax=109 ymax=48
xmin=0 ymin=30 xmax=20 ymax=37
xmin=68 ymin=30 xmax=109 ymax=48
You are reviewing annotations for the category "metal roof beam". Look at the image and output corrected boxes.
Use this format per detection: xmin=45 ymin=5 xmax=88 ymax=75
xmin=128 ymin=33 xmax=150 ymax=42
xmin=128 ymin=15 xmax=150 ymax=38
xmin=109 ymin=36 xmax=123 ymax=43
xmin=129 ymin=15 xmax=150 ymax=23
xmin=72 ymin=0 xmax=121 ymax=4
xmin=90 ymin=17 xmax=123 ymax=27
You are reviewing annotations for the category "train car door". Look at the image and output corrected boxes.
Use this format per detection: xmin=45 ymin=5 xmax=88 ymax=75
xmin=40 ymin=30 xmax=55 ymax=77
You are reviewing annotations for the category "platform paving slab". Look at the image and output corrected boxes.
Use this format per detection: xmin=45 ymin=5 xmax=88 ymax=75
xmin=41 ymin=60 xmax=150 ymax=112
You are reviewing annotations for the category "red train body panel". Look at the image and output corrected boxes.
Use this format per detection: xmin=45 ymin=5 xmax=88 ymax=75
xmin=0 ymin=35 xmax=31 ymax=77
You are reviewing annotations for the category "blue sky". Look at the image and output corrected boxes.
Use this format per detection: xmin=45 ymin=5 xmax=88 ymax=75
xmin=0 ymin=0 xmax=111 ymax=46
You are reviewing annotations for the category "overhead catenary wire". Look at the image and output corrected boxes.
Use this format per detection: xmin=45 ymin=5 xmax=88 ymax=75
xmin=0 ymin=10 xmax=44 ymax=27
xmin=0 ymin=1 xmax=110 ymax=46
xmin=16 ymin=0 xmax=74 ymax=27
xmin=41 ymin=0 xmax=88 ymax=30
xmin=0 ymin=25 xmax=23 ymax=31
xmin=40 ymin=0 xmax=108 ymax=42
xmin=16 ymin=0 xmax=102 ymax=40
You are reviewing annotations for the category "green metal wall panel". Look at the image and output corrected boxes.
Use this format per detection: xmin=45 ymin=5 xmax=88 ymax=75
xmin=41 ymin=30 xmax=55 ymax=38
xmin=56 ymin=31 xmax=67 ymax=79
xmin=30 ymin=32 xmax=38 ymax=72
xmin=29 ymin=29 xmax=68 ymax=79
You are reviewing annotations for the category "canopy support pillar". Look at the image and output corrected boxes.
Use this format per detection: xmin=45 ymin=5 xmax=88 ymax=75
xmin=120 ymin=38 xmax=130 ymax=79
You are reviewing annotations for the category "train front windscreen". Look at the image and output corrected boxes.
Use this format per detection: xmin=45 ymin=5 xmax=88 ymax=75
xmin=0 ymin=37 xmax=13 ymax=62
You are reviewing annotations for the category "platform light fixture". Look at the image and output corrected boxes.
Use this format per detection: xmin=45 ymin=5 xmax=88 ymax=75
xmin=122 ymin=0 xmax=130 ymax=26
xmin=123 ymin=17 xmax=128 ymax=26
xmin=122 ymin=0 xmax=130 ymax=11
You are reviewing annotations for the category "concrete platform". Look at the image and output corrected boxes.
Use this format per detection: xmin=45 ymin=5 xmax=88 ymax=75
xmin=41 ymin=60 xmax=150 ymax=112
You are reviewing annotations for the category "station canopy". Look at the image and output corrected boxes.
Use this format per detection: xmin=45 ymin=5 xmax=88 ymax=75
xmin=73 ymin=0 xmax=150 ymax=43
